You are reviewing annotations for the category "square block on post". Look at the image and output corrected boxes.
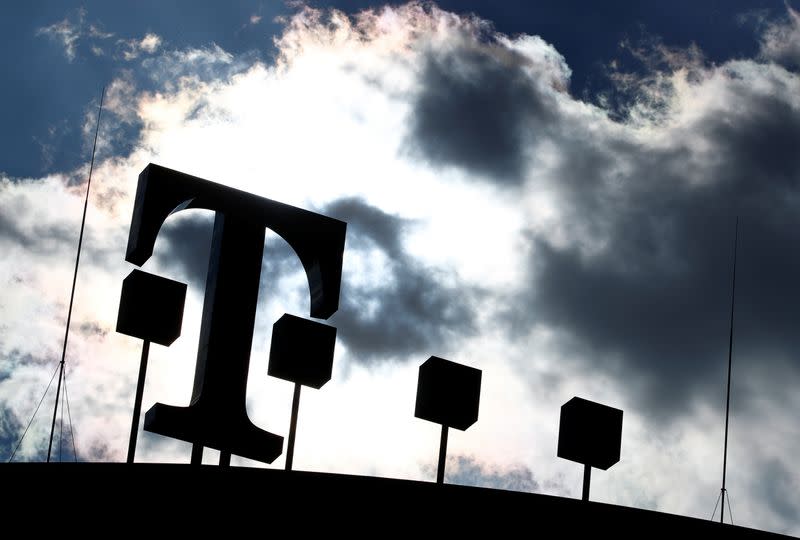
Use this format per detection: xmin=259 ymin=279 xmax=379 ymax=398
xmin=414 ymin=356 xmax=482 ymax=431
xmin=557 ymin=397 xmax=623 ymax=470
xmin=268 ymin=313 xmax=337 ymax=389
xmin=116 ymin=269 xmax=187 ymax=346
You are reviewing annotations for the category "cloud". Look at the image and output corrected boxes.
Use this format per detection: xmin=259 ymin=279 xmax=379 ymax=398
xmin=0 ymin=349 xmax=52 ymax=377
xmin=36 ymin=8 xmax=163 ymax=64
xmin=324 ymin=198 xmax=480 ymax=363
xmin=758 ymin=458 xmax=798 ymax=525
xmin=157 ymin=214 xmax=215 ymax=287
xmin=434 ymin=454 xmax=543 ymax=492
xmin=139 ymin=43 xmax=241 ymax=87
xmin=603 ymin=36 xmax=707 ymax=124
xmin=0 ymin=176 xmax=82 ymax=255
xmin=36 ymin=10 xmax=85 ymax=62
xmin=407 ymin=44 xmax=558 ymax=184
xmin=239 ymin=12 xmax=265 ymax=33
xmin=88 ymin=24 xmax=114 ymax=40
xmin=119 ymin=33 xmax=163 ymax=61
xmin=139 ymin=33 xmax=162 ymax=54
xmin=406 ymin=32 xmax=569 ymax=185
xmin=140 ymin=195 xmax=482 ymax=366
xmin=502 ymin=54 xmax=800 ymax=419
xmin=36 ymin=8 xmax=114 ymax=62
xmin=759 ymin=4 xmax=800 ymax=69
xmin=418 ymin=454 xmax=570 ymax=496
xmin=0 ymin=402 xmax=25 ymax=461
xmin=78 ymin=320 xmax=108 ymax=340
xmin=155 ymin=211 xmax=307 ymax=295
xmin=0 ymin=351 xmax=61 ymax=462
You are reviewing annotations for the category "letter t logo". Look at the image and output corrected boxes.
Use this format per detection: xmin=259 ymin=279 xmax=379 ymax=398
xmin=125 ymin=164 xmax=346 ymax=464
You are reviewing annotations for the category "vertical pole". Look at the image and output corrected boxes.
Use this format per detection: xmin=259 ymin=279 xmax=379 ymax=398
xmin=436 ymin=425 xmax=449 ymax=484
xmin=285 ymin=382 xmax=302 ymax=471
xmin=191 ymin=444 xmax=203 ymax=465
xmin=127 ymin=340 xmax=150 ymax=463
xmin=721 ymin=217 xmax=738 ymax=524
xmin=59 ymin=378 xmax=65 ymax=461
xmin=582 ymin=464 xmax=592 ymax=502
xmin=219 ymin=451 xmax=231 ymax=467
xmin=47 ymin=87 xmax=105 ymax=463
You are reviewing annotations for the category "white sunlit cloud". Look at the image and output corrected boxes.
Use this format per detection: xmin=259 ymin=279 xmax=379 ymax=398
xmin=119 ymin=32 xmax=163 ymax=61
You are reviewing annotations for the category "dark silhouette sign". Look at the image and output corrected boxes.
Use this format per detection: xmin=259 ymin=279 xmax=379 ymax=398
xmin=117 ymin=269 xmax=187 ymax=347
xmin=268 ymin=313 xmax=337 ymax=470
xmin=125 ymin=164 xmax=346 ymax=464
xmin=557 ymin=396 xmax=623 ymax=501
xmin=116 ymin=269 xmax=188 ymax=463
xmin=268 ymin=314 xmax=337 ymax=389
xmin=415 ymin=356 xmax=482 ymax=483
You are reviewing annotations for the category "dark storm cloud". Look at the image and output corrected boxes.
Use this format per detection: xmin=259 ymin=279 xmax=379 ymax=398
xmin=324 ymin=197 xmax=479 ymax=363
xmin=0 ymin=349 xmax=53 ymax=373
xmin=157 ymin=214 xmax=214 ymax=286
xmin=0 ymin=406 xmax=79 ymax=462
xmin=156 ymin=199 xmax=478 ymax=363
xmin=0 ymin=350 xmax=59 ymax=460
xmin=758 ymin=458 xmax=799 ymax=527
xmin=512 ymin=65 xmax=800 ymax=417
xmin=0 ymin=206 xmax=76 ymax=255
xmin=0 ymin=185 xmax=124 ymax=269
xmin=406 ymin=43 xmax=558 ymax=184
xmin=156 ymin=211 xmax=318 ymax=301
xmin=0 ymin=403 xmax=24 ymax=460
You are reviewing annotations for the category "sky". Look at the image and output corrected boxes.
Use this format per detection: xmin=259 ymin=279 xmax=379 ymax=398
xmin=1 ymin=0 xmax=800 ymax=534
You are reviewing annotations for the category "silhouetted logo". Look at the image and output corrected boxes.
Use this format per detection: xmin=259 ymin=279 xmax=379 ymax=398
xmin=123 ymin=164 xmax=346 ymax=464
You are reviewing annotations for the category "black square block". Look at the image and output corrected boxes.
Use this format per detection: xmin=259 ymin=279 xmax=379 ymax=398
xmin=116 ymin=269 xmax=187 ymax=346
xmin=414 ymin=356 xmax=481 ymax=431
xmin=557 ymin=397 xmax=623 ymax=470
xmin=268 ymin=313 xmax=337 ymax=389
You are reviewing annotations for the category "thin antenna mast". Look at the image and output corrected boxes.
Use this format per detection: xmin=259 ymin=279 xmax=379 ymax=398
xmin=720 ymin=216 xmax=739 ymax=523
xmin=46 ymin=86 xmax=105 ymax=462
